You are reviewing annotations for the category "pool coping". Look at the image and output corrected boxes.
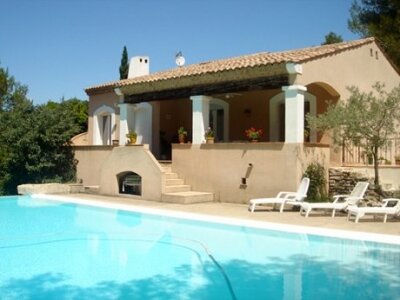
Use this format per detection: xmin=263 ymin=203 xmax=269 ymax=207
xmin=32 ymin=194 xmax=400 ymax=246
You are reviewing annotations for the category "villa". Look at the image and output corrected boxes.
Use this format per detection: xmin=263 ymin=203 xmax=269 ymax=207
xmin=72 ymin=37 xmax=400 ymax=204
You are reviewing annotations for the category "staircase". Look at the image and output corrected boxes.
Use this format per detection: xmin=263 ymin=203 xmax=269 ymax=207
xmin=160 ymin=162 xmax=214 ymax=204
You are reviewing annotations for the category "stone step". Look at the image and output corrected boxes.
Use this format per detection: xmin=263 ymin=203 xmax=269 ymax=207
xmin=162 ymin=191 xmax=214 ymax=204
xmin=165 ymin=172 xmax=179 ymax=179
xmin=162 ymin=166 xmax=172 ymax=173
xmin=165 ymin=178 xmax=185 ymax=186
xmin=164 ymin=185 xmax=191 ymax=193
xmin=159 ymin=161 xmax=172 ymax=173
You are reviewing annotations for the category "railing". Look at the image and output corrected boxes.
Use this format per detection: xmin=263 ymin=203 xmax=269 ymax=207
xmin=342 ymin=138 xmax=400 ymax=166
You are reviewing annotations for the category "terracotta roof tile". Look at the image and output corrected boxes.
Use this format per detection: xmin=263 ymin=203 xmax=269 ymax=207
xmin=85 ymin=37 xmax=375 ymax=94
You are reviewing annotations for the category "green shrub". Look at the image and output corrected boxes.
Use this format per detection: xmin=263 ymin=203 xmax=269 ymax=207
xmin=303 ymin=162 xmax=328 ymax=202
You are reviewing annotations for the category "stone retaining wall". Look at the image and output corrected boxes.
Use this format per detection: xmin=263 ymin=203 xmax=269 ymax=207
xmin=329 ymin=167 xmax=397 ymax=204
xmin=17 ymin=183 xmax=84 ymax=195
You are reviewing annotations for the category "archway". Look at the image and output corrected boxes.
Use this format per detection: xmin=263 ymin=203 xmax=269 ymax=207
xmin=306 ymin=82 xmax=341 ymax=143
xmin=93 ymin=105 xmax=116 ymax=145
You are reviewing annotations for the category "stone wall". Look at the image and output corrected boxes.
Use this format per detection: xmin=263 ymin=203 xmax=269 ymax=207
xmin=18 ymin=183 xmax=84 ymax=195
xmin=329 ymin=167 xmax=397 ymax=204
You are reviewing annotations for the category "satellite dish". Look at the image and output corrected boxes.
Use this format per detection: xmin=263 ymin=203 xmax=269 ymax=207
xmin=175 ymin=51 xmax=185 ymax=67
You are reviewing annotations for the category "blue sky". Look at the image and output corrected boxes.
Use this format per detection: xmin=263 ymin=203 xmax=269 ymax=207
xmin=1 ymin=0 xmax=359 ymax=104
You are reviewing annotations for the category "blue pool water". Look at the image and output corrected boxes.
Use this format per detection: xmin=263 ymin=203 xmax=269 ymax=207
xmin=0 ymin=196 xmax=399 ymax=300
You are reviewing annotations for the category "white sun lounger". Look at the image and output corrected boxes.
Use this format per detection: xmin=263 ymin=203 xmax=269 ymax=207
xmin=300 ymin=181 xmax=369 ymax=218
xmin=249 ymin=177 xmax=310 ymax=213
xmin=347 ymin=198 xmax=400 ymax=223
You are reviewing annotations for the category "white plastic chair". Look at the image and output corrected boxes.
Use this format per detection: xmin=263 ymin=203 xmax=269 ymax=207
xmin=300 ymin=181 xmax=369 ymax=218
xmin=249 ymin=177 xmax=310 ymax=213
xmin=347 ymin=198 xmax=400 ymax=223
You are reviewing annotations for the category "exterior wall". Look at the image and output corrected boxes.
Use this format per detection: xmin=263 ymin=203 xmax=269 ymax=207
xmin=98 ymin=146 xmax=163 ymax=200
xmin=74 ymin=146 xmax=114 ymax=186
xmin=74 ymin=145 xmax=164 ymax=201
xmin=87 ymin=92 xmax=120 ymax=144
xmin=171 ymin=143 xmax=330 ymax=204
xmin=299 ymin=43 xmax=400 ymax=166
xmin=299 ymin=42 xmax=400 ymax=99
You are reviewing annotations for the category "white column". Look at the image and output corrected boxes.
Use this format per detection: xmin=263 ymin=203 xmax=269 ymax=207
xmin=135 ymin=103 xmax=152 ymax=147
xmin=151 ymin=101 xmax=160 ymax=157
xmin=119 ymin=103 xmax=136 ymax=145
xmin=119 ymin=103 xmax=129 ymax=145
xmin=283 ymin=85 xmax=307 ymax=143
xmin=190 ymin=95 xmax=211 ymax=144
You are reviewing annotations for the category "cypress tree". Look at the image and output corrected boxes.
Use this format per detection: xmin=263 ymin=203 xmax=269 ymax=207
xmin=119 ymin=46 xmax=129 ymax=80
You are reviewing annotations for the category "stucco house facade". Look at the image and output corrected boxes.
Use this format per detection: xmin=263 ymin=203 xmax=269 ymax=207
xmin=73 ymin=37 xmax=400 ymax=204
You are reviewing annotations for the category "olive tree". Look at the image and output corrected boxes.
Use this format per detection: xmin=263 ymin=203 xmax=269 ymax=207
xmin=307 ymin=83 xmax=400 ymax=193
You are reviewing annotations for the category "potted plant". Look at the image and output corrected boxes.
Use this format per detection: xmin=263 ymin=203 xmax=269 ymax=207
xmin=178 ymin=126 xmax=187 ymax=144
xmin=204 ymin=127 xmax=215 ymax=144
xmin=395 ymin=155 xmax=400 ymax=165
xmin=245 ymin=127 xmax=263 ymax=142
xmin=126 ymin=130 xmax=137 ymax=145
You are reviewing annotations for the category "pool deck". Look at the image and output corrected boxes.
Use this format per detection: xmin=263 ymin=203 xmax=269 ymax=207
xmin=61 ymin=193 xmax=400 ymax=237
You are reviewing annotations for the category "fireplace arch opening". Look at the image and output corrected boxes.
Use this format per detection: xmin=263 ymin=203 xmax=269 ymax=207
xmin=117 ymin=171 xmax=142 ymax=195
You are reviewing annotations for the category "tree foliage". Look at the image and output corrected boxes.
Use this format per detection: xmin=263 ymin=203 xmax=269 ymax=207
xmin=0 ymin=66 xmax=86 ymax=195
xmin=348 ymin=0 xmax=400 ymax=68
xmin=46 ymin=98 xmax=88 ymax=133
xmin=321 ymin=32 xmax=344 ymax=45
xmin=307 ymin=83 xmax=400 ymax=192
xmin=119 ymin=46 xmax=129 ymax=80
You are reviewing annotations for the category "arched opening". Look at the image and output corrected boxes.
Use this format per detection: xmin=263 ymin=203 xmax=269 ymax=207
xmin=269 ymin=92 xmax=316 ymax=142
xmin=93 ymin=105 xmax=116 ymax=145
xmin=306 ymin=82 xmax=341 ymax=143
xmin=117 ymin=171 xmax=142 ymax=195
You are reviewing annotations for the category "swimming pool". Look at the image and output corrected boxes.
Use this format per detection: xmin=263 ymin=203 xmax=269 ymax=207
xmin=1 ymin=195 xmax=399 ymax=299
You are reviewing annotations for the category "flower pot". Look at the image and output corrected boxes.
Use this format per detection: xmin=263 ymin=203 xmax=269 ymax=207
xmin=127 ymin=137 xmax=136 ymax=145
xmin=178 ymin=135 xmax=186 ymax=144
xmin=206 ymin=137 xmax=214 ymax=144
xmin=250 ymin=139 xmax=259 ymax=143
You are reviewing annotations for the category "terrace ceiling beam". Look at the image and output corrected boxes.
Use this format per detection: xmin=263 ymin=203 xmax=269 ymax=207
xmin=124 ymin=75 xmax=289 ymax=103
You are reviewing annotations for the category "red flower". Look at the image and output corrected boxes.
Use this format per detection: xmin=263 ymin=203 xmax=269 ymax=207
xmin=245 ymin=127 xmax=263 ymax=139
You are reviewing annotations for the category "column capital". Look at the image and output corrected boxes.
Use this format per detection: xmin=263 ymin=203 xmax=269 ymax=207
xmin=282 ymin=85 xmax=307 ymax=93
xmin=190 ymin=95 xmax=212 ymax=102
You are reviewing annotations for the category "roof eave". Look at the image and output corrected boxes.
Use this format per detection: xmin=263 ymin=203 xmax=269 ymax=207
xmin=119 ymin=63 xmax=288 ymax=96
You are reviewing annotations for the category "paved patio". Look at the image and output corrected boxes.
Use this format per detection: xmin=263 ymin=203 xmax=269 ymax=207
xmin=64 ymin=193 xmax=400 ymax=237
